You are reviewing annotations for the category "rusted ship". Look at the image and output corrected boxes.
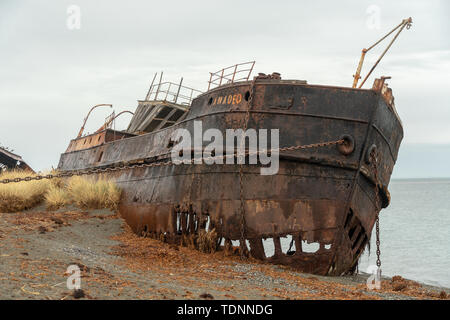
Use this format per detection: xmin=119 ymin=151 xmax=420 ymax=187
xmin=0 ymin=146 xmax=33 ymax=172
xmin=57 ymin=18 xmax=412 ymax=275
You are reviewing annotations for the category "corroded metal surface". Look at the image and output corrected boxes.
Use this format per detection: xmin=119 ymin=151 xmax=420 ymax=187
xmin=0 ymin=147 xmax=33 ymax=172
xmin=65 ymin=129 xmax=135 ymax=153
xmin=58 ymin=77 xmax=403 ymax=275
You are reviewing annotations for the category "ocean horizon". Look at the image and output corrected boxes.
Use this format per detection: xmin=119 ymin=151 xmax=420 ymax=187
xmin=358 ymin=177 xmax=450 ymax=288
xmin=266 ymin=177 xmax=450 ymax=288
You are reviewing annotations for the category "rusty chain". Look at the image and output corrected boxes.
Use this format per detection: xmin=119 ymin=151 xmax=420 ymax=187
xmin=370 ymin=151 xmax=382 ymax=270
xmin=376 ymin=217 xmax=381 ymax=268
xmin=1 ymin=131 xmax=343 ymax=258
xmin=0 ymin=139 xmax=344 ymax=185
xmin=237 ymin=78 xmax=257 ymax=258
xmin=1 ymin=140 xmax=344 ymax=184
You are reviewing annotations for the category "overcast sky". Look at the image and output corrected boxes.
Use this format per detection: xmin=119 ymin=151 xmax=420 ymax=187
xmin=0 ymin=0 xmax=449 ymax=178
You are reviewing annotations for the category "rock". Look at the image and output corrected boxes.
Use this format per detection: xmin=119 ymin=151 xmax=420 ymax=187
xmin=391 ymin=275 xmax=404 ymax=282
xmin=51 ymin=217 xmax=64 ymax=225
xmin=439 ymin=291 xmax=447 ymax=299
xmin=38 ymin=226 xmax=47 ymax=234
xmin=392 ymin=282 xmax=407 ymax=291
xmin=73 ymin=289 xmax=85 ymax=299
xmin=199 ymin=293 xmax=214 ymax=300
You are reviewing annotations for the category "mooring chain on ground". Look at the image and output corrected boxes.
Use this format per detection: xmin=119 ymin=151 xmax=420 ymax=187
xmin=370 ymin=151 xmax=382 ymax=270
xmin=0 ymin=139 xmax=344 ymax=185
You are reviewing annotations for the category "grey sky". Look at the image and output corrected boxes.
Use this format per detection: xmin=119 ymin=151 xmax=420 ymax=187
xmin=0 ymin=0 xmax=449 ymax=178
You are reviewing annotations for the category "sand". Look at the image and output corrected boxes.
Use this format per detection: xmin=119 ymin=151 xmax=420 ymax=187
xmin=0 ymin=208 xmax=448 ymax=300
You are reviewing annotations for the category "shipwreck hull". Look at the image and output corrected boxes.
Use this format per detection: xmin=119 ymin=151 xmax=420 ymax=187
xmin=58 ymin=79 xmax=403 ymax=275
xmin=112 ymin=161 xmax=357 ymax=275
xmin=0 ymin=147 xmax=33 ymax=172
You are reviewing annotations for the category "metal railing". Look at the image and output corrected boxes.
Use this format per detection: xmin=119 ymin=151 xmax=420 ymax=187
xmin=207 ymin=61 xmax=255 ymax=91
xmin=145 ymin=72 xmax=202 ymax=105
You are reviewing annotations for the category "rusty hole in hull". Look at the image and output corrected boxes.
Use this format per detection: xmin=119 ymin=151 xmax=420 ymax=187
xmin=344 ymin=208 xmax=354 ymax=228
xmin=141 ymin=224 xmax=149 ymax=237
xmin=351 ymin=230 xmax=364 ymax=250
xmin=176 ymin=211 xmax=187 ymax=235
xmin=355 ymin=236 xmax=368 ymax=257
xmin=301 ymin=241 xmax=320 ymax=253
xmin=348 ymin=226 xmax=357 ymax=240
xmin=204 ymin=214 xmax=211 ymax=232
xmin=262 ymin=238 xmax=275 ymax=258
xmin=281 ymin=235 xmax=296 ymax=256
xmin=239 ymin=239 xmax=250 ymax=253
xmin=185 ymin=212 xmax=190 ymax=233
xmin=193 ymin=213 xmax=198 ymax=232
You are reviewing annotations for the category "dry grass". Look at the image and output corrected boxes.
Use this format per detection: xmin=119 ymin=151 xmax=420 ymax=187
xmin=197 ymin=228 xmax=218 ymax=253
xmin=0 ymin=170 xmax=121 ymax=213
xmin=44 ymin=184 xmax=70 ymax=211
xmin=65 ymin=176 xmax=121 ymax=210
xmin=0 ymin=170 xmax=51 ymax=213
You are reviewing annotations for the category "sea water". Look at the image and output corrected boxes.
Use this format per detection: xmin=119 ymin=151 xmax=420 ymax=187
xmin=268 ymin=179 xmax=450 ymax=288
xmin=358 ymin=178 xmax=450 ymax=288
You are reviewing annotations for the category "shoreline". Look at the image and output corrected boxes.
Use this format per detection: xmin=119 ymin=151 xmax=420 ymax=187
xmin=0 ymin=208 xmax=448 ymax=300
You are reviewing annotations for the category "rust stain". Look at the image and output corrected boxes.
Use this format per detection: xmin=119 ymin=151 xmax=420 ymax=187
xmin=58 ymin=74 xmax=403 ymax=276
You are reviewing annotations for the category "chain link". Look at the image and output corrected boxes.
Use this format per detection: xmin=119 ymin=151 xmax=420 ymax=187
xmin=376 ymin=217 xmax=381 ymax=268
xmin=370 ymin=151 xmax=382 ymax=269
xmin=237 ymin=78 xmax=257 ymax=258
xmin=1 ymin=139 xmax=344 ymax=185
xmin=1 ymin=124 xmax=343 ymax=259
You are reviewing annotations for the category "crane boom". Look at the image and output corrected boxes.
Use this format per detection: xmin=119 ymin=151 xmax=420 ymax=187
xmin=352 ymin=17 xmax=412 ymax=88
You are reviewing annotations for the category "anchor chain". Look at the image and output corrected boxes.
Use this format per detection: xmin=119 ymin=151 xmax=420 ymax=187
xmin=376 ymin=216 xmax=381 ymax=268
xmin=0 ymin=139 xmax=345 ymax=185
xmin=1 ymin=135 xmax=344 ymax=259
xmin=370 ymin=151 xmax=382 ymax=270
xmin=237 ymin=78 xmax=257 ymax=258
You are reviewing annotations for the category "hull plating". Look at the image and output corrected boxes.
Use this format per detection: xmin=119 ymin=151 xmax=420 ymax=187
xmin=58 ymin=80 xmax=403 ymax=275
